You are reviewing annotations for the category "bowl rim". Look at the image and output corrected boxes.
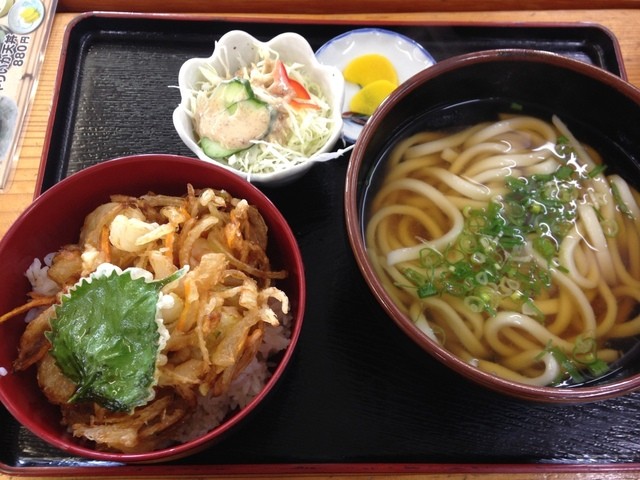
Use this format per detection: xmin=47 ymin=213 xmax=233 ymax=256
xmin=315 ymin=26 xmax=437 ymax=64
xmin=345 ymin=48 xmax=640 ymax=403
xmin=172 ymin=29 xmax=345 ymax=186
xmin=0 ymin=154 xmax=306 ymax=461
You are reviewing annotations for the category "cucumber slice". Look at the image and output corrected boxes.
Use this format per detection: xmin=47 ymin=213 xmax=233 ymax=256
xmin=196 ymin=78 xmax=273 ymax=159
xmin=218 ymin=78 xmax=253 ymax=107
xmin=200 ymin=137 xmax=242 ymax=159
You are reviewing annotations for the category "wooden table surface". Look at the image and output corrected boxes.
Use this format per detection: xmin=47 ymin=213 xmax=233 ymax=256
xmin=2 ymin=4 xmax=640 ymax=480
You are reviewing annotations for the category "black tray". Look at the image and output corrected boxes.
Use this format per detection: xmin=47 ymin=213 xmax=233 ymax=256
xmin=3 ymin=12 xmax=638 ymax=476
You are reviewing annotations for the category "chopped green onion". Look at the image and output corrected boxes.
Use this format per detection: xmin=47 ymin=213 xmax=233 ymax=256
xmin=546 ymin=345 xmax=585 ymax=384
xmin=588 ymin=163 xmax=607 ymax=178
xmin=593 ymin=206 xmax=605 ymax=222
xmin=586 ymin=358 xmax=609 ymax=378
xmin=464 ymin=296 xmax=485 ymax=313
xmin=458 ymin=232 xmax=477 ymax=253
xmin=401 ymin=153 xmax=584 ymax=321
xmin=521 ymin=299 xmax=544 ymax=322
xmin=419 ymin=247 xmax=443 ymax=268
xmin=470 ymin=252 xmax=486 ymax=265
xmin=403 ymin=267 xmax=438 ymax=299
xmin=572 ymin=336 xmax=611 ymax=379
xmin=533 ymin=236 xmax=557 ymax=262
xmin=475 ymin=271 xmax=489 ymax=285
xmin=536 ymin=338 xmax=612 ymax=385
xmin=601 ymin=219 xmax=619 ymax=237
xmin=610 ymin=181 xmax=635 ymax=220
xmin=555 ymin=165 xmax=574 ymax=180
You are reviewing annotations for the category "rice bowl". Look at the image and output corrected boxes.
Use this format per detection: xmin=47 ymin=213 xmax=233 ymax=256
xmin=0 ymin=154 xmax=305 ymax=462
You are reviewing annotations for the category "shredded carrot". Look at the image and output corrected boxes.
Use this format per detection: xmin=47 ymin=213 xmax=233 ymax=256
xmin=164 ymin=231 xmax=175 ymax=261
xmin=176 ymin=279 xmax=192 ymax=332
xmin=0 ymin=295 xmax=56 ymax=324
xmin=100 ymin=225 xmax=111 ymax=262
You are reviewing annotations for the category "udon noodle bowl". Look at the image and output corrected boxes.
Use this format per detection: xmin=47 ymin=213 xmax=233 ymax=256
xmin=365 ymin=114 xmax=640 ymax=387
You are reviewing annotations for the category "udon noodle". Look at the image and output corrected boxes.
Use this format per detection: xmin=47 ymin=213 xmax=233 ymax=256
xmin=366 ymin=114 xmax=640 ymax=386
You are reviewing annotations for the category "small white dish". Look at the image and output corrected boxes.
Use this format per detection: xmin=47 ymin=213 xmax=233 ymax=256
xmin=173 ymin=30 xmax=348 ymax=187
xmin=8 ymin=0 xmax=44 ymax=34
xmin=316 ymin=28 xmax=436 ymax=142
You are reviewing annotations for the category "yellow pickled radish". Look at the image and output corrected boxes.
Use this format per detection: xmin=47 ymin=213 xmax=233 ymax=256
xmin=349 ymin=79 xmax=397 ymax=116
xmin=343 ymin=53 xmax=398 ymax=87
xmin=20 ymin=6 xmax=40 ymax=23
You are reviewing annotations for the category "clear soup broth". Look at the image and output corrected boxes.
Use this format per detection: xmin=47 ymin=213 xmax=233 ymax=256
xmin=360 ymin=99 xmax=640 ymax=388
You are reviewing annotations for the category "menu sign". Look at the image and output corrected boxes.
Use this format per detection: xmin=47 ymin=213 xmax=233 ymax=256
xmin=0 ymin=0 xmax=56 ymax=189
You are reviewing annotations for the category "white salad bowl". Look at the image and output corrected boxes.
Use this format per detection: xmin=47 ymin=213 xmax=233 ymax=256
xmin=173 ymin=30 xmax=347 ymax=187
xmin=0 ymin=154 xmax=306 ymax=462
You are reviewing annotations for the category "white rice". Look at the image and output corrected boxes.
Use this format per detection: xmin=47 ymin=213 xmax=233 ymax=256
xmin=170 ymin=317 xmax=292 ymax=443
xmin=23 ymin=255 xmax=59 ymax=323
xmin=25 ymin=255 xmax=59 ymax=297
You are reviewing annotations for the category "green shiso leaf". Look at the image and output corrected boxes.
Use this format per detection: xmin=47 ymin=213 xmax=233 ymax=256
xmin=45 ymin=265 xmax=187 ymax=413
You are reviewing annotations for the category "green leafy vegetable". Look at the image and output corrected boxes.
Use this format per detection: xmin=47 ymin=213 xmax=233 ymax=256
xmin=46 ymin=265 xmax=187 ymax=412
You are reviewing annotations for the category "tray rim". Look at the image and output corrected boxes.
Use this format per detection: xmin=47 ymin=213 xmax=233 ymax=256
xmin=35 ymin=11 xmax=626 ymax=198
xmin=3 ymin=460 xmax=640 ymax=477
xmin=11 ymin=10 xmax=633 ymax=477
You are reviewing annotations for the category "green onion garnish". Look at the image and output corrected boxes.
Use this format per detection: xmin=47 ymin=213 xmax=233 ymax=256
xmin=401 ymin=139 xmax=597 ymax=318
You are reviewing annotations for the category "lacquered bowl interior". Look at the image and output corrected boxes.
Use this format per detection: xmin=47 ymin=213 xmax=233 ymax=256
xmin=0 ymin=154 xmax=305 ymax=462
xmin=345 ymin=49 xmax=640 ymax=403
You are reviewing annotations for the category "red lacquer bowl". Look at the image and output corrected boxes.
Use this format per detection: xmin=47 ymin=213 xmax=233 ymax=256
xmin=0 ymin=154 xmax=305 ymax=462
xmin=345 ymin=49 xmax=640 ymax=403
